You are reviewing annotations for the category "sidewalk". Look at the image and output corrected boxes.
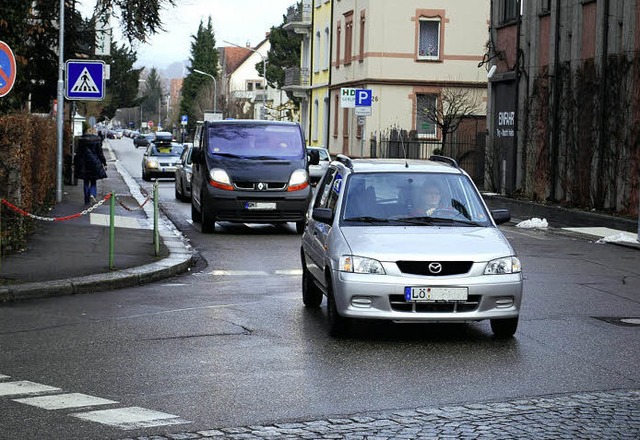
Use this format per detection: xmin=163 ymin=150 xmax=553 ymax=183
xmin=0 ymin=146 xmax=194 ymax=303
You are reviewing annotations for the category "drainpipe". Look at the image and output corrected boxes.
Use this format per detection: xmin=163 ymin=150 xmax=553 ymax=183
xmin=513 ymin=0 xmax=522 ymax=194
xmin=597 ymin=0 xmax=610 ymax=209
xmin=549 ymin=0 xmax=561 ymax=201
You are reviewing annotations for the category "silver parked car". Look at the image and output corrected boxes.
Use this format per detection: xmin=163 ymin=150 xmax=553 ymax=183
xmin=175 ymin=143 xmax=193 ymax=201
xmin=306 ymin=146 xmax=331 ymax=185
xmin=141 ymin=133 xmax=185 ymax=181
xmin=300 ymin=155 xmax=523 ymax=338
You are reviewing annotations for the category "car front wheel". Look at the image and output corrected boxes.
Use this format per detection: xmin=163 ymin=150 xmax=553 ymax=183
xmin=327 ymin=280 xmax=349 ymax=337
xmin=301 ymin=255 xmax=323 ymax=308
xmin=490 ymin=317 xmax=519 ymax=338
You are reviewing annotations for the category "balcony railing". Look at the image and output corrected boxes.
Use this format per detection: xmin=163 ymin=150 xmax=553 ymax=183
xmin=284 ymin=67 xmax=310 ymax=88
xmin=284 ymin=0 xmax=312 ymax=31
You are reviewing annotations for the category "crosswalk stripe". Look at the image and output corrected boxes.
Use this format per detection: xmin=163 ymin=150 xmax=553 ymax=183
xmin=14 ymin=393 xmax=117 ymax=410
xmin=71 ymin=407 xmax=190 ymax=430
xmin=209 ymin=269 xmax=301 ymax=276
xmin=0 ymin=381 xmax=61 ymax=397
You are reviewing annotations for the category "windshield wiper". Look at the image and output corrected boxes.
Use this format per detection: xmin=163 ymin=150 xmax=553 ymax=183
xmin=210 ymin=152 xmax=244 ymax=158
xmin=343 ymin=216 xmax=390 ymax=223
xmin=402 ymin=216 xmax=484 ymax=227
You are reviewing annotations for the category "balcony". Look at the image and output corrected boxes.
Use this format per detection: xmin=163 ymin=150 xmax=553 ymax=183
xmin=283 ymin=0 xmax=312 ymax=34
xmin=282 ymin=67 xmax=310 ymax=98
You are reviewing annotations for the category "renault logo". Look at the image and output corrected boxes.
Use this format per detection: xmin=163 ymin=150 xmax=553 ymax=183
xmin=257 ymin=182 xmax=267 ymax=191
xmin=428 ymin=262 xmax=443 ymax=274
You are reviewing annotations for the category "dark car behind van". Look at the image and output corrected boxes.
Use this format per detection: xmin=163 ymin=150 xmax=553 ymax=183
xmin=190 ymin=120 xmax=312 ymax=233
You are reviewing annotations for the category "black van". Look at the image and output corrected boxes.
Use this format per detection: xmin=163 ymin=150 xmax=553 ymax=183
xmin=190 ymin=120 xmax=313 ymax=233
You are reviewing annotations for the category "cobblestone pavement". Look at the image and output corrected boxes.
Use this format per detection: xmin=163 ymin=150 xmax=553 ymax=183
xmin=121 ymin=389 xmax=640 ymax=439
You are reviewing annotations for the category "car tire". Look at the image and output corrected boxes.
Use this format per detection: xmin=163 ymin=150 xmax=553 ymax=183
xmin=490 ymin=317 xmax=519 ymax=338
xmin=327 ymin=280 xmax=349 ymax=337
xmin=175 ymin=184 xmax=182 ymax=201
xmin=191 ymin=200 xmax=200 ymax=223
xmin=200 ymin=194 xmax=216 ymax=233
xmin=301 ymin=254 xmax=323 ymax=308
xmin=142 ymin=170 xmax=150 ymax=181
xmin=295 ymin=220 xmax=305 ymax=234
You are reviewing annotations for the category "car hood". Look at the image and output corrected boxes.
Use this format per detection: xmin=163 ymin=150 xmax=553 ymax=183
xmin=339 ymin=226 xmax=514 ymax=262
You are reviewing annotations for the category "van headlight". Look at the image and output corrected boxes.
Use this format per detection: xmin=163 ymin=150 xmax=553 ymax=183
xmin=339 ymin=255 xmax=386 ymax=274
xmin=288 ymin=169 xmax=309 ymax=192
xmin=484 ymin=256 xmax=521 ymax=275
xmin=209 ymin=168 xmax=234 ymax=191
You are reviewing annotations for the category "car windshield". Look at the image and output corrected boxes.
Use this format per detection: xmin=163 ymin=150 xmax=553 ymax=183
xmin=340 ymin=172 xmax=491 ymax=226
xmin=207 ymin=124 xmax=304 ymax=159
xmin=150 ymin=143 xmax=184 ymax=156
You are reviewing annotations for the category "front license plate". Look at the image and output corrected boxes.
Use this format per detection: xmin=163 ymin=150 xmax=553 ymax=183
xmin=404 ymin=286 xmax=468 ymax=302
xmin=245 ymin=201 xmax=276 ymax=210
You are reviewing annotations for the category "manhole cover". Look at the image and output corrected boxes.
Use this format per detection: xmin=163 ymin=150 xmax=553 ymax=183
xmin=594 ymin=317 xmax=640 ymax=327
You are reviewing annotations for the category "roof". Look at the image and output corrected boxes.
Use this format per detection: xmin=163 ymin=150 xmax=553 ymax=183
xmin=222 ymin=47 xmax=254 ymax=76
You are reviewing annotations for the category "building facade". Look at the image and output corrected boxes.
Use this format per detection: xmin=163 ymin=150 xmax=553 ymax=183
xmin=330 ymin=0 xmax=489 ymax=160
xmin=487 ymin=0 xmax=640 ymax=215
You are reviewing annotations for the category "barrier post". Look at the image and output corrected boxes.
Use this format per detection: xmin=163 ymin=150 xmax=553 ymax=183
xmin=153 ymin=181 xmax=159 ymax=256
xmin=109 ymin=192 xmax=115 ymax=270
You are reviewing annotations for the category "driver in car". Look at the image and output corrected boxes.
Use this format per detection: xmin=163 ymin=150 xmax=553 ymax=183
xmin=412 ymin=182 xmax=443 ymax=216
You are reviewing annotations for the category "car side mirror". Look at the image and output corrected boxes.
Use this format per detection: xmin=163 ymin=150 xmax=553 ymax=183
xmin=491 ymin=209 xmax=511 ymax=225
xmin=307 ymin=149 xmax=320 ymax=166
xmin=312 ymin=207 xmax=333 ymax=224
xmin=192 ymin=147 xmax=204 ymax=164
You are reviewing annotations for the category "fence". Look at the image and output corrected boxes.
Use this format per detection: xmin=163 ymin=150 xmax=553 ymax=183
xmin=369 ymin=123 xmax=487 ymax=189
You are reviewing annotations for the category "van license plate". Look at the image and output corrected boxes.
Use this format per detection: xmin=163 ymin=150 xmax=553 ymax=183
xmin=404 ymin=287 xmax=468 ymax=302
xmin=245 ymin=202 xmax=276 ymax=210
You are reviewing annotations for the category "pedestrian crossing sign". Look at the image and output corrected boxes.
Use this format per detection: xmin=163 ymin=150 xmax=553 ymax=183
xmin=65 ymin=60 xmax=105 ymax=100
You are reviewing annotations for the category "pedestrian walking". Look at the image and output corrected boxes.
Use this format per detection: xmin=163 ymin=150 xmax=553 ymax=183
xmin=75 ymin=131 xmax=107 ymax=204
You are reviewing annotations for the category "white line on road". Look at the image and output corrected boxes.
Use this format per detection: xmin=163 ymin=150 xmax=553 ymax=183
xmin=0 ymin=374 xmax=10 ymax=380
xmin=14 ymin=393 xmax=117 ymax=410
xmin=72 ymin=407 xmax=191 ymax=430
xmin=209 ymin=269 xmax=301 ymax=276
xmin=275 ymin=269 xmax=303 ymax=275
xmin=0 ymin=381 xmax=61 ymax=397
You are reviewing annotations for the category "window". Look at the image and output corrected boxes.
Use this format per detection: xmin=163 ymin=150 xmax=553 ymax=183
xmin=500 ymin=0 xmax=519 ymax=24
xmin=313 ymin=99 xmax=319 ymax=141
xmin=314 ymin=31 xmax=321 ymax=72
xmin=336 ymin=22 xmax=342 ymax=66
xmin=333 ymin=94 xmax=339 ymax=137
xmin=418 ymin=18 xmax=440 ymax=60
xmin=344 ymin=11 xmax=354 ymax=65
xmin=359 ymin=10 xmax=366 ymax=62
xmin=416 ymin=94 xmax=437 ymax=137
xmin=324 ymin=27 xmax=331 ymax=69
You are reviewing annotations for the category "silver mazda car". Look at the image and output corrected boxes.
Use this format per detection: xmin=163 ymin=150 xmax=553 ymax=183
xmin=300 ymin=155 xmax=523 ymax=338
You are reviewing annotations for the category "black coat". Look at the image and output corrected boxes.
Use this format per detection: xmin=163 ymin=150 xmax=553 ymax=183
xmin=75 ymin=134 xmax=107 ymax=180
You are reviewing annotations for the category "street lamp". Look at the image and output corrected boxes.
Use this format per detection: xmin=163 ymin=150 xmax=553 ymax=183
xmin=223 ymin=40 xmax=267 ymax=119
xmin=138 ymin=79 xmax=146 ymax=130
xmin=193 ymin=69 xmax=218 ymax=114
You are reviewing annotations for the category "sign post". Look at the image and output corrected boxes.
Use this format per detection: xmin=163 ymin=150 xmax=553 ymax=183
xmin=354 ymin=89 xmax=373 ymax=157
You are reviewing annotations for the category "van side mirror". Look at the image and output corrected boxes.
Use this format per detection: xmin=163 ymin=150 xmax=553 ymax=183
xmin=307 ymin=149 xmax=320 ymax=166
xmin=191 ymin=147 xmax=204 ymax=164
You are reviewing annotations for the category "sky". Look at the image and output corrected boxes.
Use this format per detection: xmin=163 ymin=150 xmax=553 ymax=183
xmin=76 ymin=0 xmax=295 ymax=72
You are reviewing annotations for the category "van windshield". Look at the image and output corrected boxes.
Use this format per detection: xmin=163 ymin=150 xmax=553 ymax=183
xmin=207 ymin=124 xmax=304 ymax=159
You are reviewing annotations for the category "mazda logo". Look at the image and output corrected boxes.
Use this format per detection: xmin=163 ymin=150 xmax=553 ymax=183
xmin=257 ymin=182 xmax=267 ymax=191
xmin=428 ymin=262 xmax=443 ymax=274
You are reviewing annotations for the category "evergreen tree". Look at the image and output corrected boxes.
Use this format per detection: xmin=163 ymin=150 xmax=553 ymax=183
xmin=256 ymin=19 xmax=302 ymax=105
xmin=142 ymin=68 xmax=164 ymax=127
xmin=180 ymin=16 xmax=219 ymax=133
xmin=94 ymin=0 xmax=176 ymax=44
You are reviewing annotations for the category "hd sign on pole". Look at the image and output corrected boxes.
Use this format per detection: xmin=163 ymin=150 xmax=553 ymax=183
xmin=0 ymin=41 xmax=17 ymax=98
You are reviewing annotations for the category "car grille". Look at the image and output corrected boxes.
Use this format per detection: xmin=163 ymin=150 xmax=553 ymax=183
xmin=234 ymin=181 xmax=288 ymax=191
xmin=396 ymin=261 xmax=473 ymax=276
xmin=389 ymin=294 xmax=480 ymax=313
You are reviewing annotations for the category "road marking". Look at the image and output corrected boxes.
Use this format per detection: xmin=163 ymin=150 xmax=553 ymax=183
xmin=564 ymin=227 xmax=635 ymax=239
xmin=72 ymin=407 xmax=190 ymax=430
xmin=14 ymin=393 xmax=117 ymax=410
xmin=0 ymin=381 xmax=61 ymax=397
xmin=275 ymin=269 xmax=303 ymax=275
xmin=209 ymin=269 xmax=301 ymax=276
xmin=90 ymin=213 xmax=151 ymax=230
xmin=0 ymin=374 xmax=10 ymax=380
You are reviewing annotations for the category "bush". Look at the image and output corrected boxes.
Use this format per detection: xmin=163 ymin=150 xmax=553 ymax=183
xmin=0 ymin=113 xmax=63 ymax=254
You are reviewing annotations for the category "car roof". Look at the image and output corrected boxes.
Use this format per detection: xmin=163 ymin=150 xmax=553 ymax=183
xmin=332 ymin=157 xmax=465 ymax=176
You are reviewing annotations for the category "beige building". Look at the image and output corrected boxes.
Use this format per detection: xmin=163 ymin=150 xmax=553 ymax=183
xmin=330 ymin=0 xmax=489 ymax=158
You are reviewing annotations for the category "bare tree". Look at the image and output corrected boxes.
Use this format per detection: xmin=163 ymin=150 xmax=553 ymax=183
xmin=417 ymin=87 xmax=483 ymax=157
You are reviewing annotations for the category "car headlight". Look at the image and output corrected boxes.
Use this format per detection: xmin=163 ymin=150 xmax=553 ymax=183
xmin=339 ymin=255 xmax=386 ymax=274
xmin=288 ymin=169 xmax=309 ymax=192
xmin=146 ymin=160 xmax=159 ymax=169
xmin=209 ymin=168 xmax=234 ymax=191
xmin=484 ymin=256 xmax=522 ymax=275
xmin=186 ymin=171 xmax=192 ymax=183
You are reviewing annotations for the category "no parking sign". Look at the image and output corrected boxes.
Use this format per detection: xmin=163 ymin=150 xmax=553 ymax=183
xmin=0 ymin=41 xmax=17 ymax=98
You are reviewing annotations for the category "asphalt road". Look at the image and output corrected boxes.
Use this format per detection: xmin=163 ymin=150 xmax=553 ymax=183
xmin=0 ymin=137 xmax=638 ymax=440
